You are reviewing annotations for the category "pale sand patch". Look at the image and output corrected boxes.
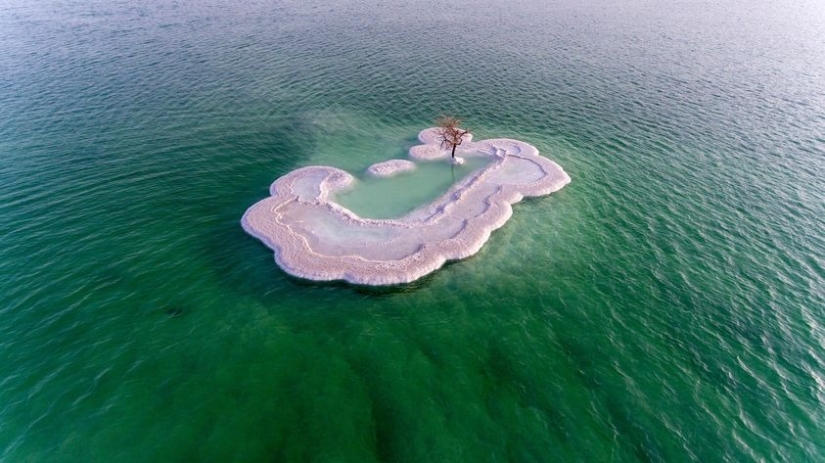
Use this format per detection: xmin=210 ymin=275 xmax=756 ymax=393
xmin=242 ymin=127 xmax=571 ymax=285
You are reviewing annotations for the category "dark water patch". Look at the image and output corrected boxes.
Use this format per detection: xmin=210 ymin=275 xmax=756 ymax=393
xmin=307 ymin=277 xmax=436 ymax=297
xmin=483 ymin=346 xmax=571 ymax=446
xmin=558 ymin=335 xmax=604 ymax=392
xmin=163 ymin=306 xmax=186 ymax=319
xmin=604 ymin=396 xmax=666 ymax=463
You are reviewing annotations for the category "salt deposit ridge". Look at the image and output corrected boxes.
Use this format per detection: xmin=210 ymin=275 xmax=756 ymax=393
xmin=242 ymin=127 xmax=571 ymax=285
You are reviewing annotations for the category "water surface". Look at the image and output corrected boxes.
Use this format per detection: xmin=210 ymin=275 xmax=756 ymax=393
xmin=0 ymin=0 xmax=823 ymax=461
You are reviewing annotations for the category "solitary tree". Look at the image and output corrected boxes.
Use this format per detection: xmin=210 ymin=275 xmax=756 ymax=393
xmin=436 ymin=115 xmax=471 ymax=159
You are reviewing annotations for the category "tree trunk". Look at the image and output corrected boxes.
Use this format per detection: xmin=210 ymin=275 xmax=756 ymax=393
xmin=451 ymin=145 xmax=456 ymax=158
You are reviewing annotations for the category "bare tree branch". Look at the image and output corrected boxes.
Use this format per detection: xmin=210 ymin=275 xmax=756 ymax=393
xmin=436 ymin=115 xmax=471 ymax=159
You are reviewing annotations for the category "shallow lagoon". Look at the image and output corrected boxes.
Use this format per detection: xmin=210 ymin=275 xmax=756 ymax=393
xmin=336 ymin=155 xmax=492 ymax=219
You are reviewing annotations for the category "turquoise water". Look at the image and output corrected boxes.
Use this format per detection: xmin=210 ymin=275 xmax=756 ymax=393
xmin=1 ymin=0 xmax=823 ymax=461
xmin=336 ymin=156 xmax=492 ymax=219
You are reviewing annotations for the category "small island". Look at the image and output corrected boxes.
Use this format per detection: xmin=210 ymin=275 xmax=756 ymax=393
xmin=242 ymin=127 xmax=571 ymax=285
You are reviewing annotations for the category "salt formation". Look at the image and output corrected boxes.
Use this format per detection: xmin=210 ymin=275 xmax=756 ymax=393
xmin=242 ymin=127 xmax=571 ymax=285
xmin=366 ymin=159 xmax=416 ymax=177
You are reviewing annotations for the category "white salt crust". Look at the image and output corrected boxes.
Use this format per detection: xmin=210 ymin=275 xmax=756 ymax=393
xmin=242 ymin=127 xmax=571 ymax=285
xmin=366 ymin=159 xmax=416 ymax=177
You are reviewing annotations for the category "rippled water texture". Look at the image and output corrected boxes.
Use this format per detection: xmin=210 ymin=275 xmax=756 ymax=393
xmin=1 ymin=0 xmax=823 ymax=461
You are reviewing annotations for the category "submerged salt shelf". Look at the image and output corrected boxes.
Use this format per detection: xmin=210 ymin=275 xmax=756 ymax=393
xmin=366 ymin=159 xmax=416 ymax=177
xmin=242 ymin=127 xmax=571 ymax=285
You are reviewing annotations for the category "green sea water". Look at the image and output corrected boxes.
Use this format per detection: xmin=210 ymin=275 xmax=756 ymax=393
xmin=1 ymin=0 xmax=823 ymax=461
